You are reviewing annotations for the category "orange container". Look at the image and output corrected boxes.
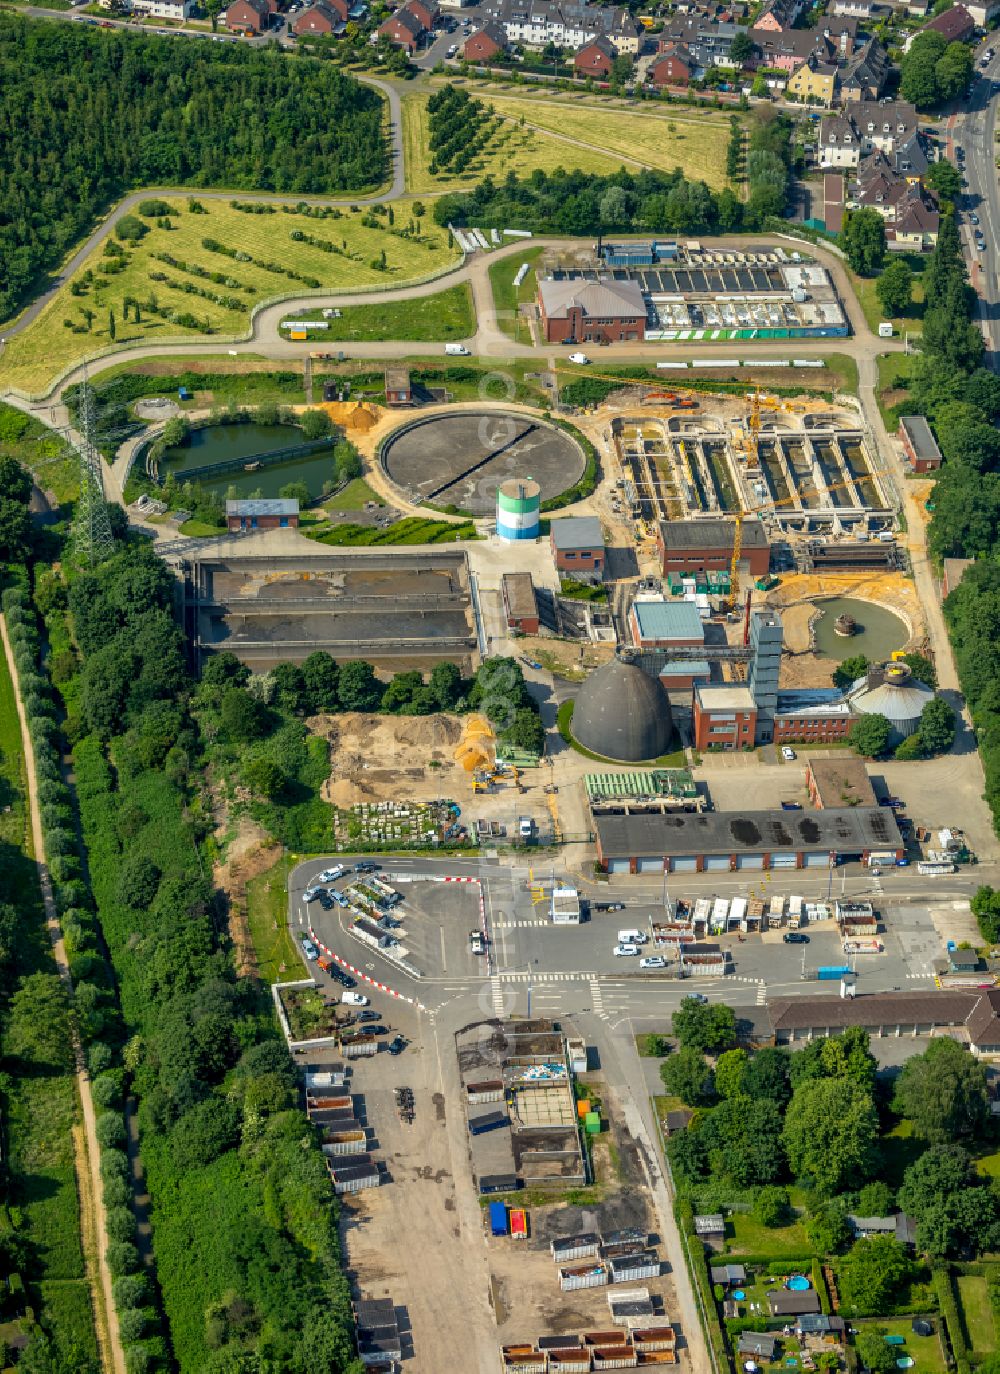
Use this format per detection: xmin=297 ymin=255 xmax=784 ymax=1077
xmin=577 ymin=1099 xmax=591 ymax=1119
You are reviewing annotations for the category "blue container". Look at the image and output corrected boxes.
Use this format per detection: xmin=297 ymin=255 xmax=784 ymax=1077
xmin=489 ymin=1201 xmax=508 ymax=1237
xmin=817 ymin=966 xmax=852 ymax=980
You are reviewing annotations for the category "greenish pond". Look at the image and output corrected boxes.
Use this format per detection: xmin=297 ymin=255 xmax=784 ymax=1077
xmin=161 ymin=422 xmax=336 ymax=500
xmin=812 ymin=596 xmax=908 ymax=663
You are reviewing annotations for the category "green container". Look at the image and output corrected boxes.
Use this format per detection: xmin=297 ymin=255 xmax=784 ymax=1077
xmin=585 ymin=1113 xmax=601 ymax=1134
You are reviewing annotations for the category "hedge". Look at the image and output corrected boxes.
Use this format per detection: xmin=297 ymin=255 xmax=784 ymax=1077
xmin=933 ymin=1264 xmax=967 ymax=1365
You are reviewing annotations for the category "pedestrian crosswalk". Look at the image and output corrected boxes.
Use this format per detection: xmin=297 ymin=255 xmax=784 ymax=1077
xmin=589 ymin=977 xmax=606 ymax=1018
xmin=492 ymin=920 xmax=549 ymax=929
xmin=498 ymin=971 xmax=591 ymax=983
xmin=490 ymin=975 xmax=505 ymax=1016
xmin=756 ymin=983 xmax=768 ymax=1006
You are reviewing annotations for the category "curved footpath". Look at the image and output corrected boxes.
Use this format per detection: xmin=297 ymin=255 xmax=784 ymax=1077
xmin=0 ymin=616 xmax=126 ymax=1374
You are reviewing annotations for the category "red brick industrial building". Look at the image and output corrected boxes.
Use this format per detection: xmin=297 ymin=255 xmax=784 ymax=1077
xmin=501 ymin=572 xmax=539 ymax=635
xmin=550 ymin=516 xmax=605 ymax=578
xmin=657 ymin=518 xmax=771 ymax=579
xmin=898 ymin=415 xmax=942 ymax=473
xmin=226 ymin=499 xmax=300 ymax=533
xmin=537 ymin=278 xmax=646 ymax=345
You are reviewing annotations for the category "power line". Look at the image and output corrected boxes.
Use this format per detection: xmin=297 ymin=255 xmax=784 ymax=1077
xmin=73 ymin=365 xmax=116 ymax=567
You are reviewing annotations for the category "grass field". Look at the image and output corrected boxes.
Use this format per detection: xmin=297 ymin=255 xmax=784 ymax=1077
xmin=956 ymin=1275 xmax=995 ymax=1355
xmin=871 ymin=1318 xmax=948 ymax=1374
xmin=278 ymin=283 xmax=475 ymax=343
xmin=488 ymin=246 xmax=545 ymax=343
xmin=723 ymin=1211 xmax=812 ymax=1258
xmin=0 ymin=198 xmax=460 ymax=395
xmin=851 ymin=255 xmax=925 ymax=337
xmin=0 ymin=405 xmax=80 ymax=507
xmin=324 ymin=477 xmax=383 ymax=510
xmin=401 ymin=90 xmax=624 ymax=194
xmin=246 ymin=855 xmax=301 ymax=986
xmin=479 ymin=92 xmax=734 ymax=190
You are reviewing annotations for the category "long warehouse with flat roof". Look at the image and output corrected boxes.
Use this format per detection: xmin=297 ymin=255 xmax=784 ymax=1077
xmin=593 ymin=806 xmax=902 ymax=874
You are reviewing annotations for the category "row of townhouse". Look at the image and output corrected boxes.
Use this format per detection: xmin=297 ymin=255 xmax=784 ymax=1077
xmin=476 ymin=0 xmax=641 ymax=53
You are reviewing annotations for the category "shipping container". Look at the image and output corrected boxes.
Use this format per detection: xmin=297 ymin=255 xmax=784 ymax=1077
xmin=489 ymin=1202 xmax=509 ymax=1237
xmin=917 ymin=862 xmax=956 ymax=875
xmin=609 ymin=1299 xmax=655 ymax=1325
xmin=635 ymin=1350 xmax=678 ymax=1365
xmin=592 ymin=1347 xmax=639 ymax=1370
xmin=501 ymin=1345 xmax=546 ymax=1373
xmin=510 ymin=1209 xmax=528 ymax=1240
xmin=769 ymin=894 xmax=786 ymax=928
xmin=567 ymin=1036 xmax=588 ymax=1073
xmin=729 ymin=896 xmax=747 ymax=931
xmin=633 ymin=1328 xmax=677 ymax=1352
xmin=303 ymin=1066 xmax=346 ymax=1090
xmin=539 ymin=1335 xmax=582 ymax=1351
xmin=601 ymin=1240 xmax=644 ymax=1261
xmin=603 ymin=1229 xmax=647 ymax=1248
xmin=469 ymin=1110 xmax=509 ymax=1137
xmin=312 ymin=1110 xmax=362 ymax=1129
xmin=478 ymin=1173 xmax=519 ymax=1196
xmin=330 ymin=1164 xmax=380 ymax=1195
xmin=584 ymin=1331 xmax=629 ymax=1347
xmin=321 ymin=1130 xmax=368 ymax=1157
xmin=611 ymin=1254 xmax=660 ymax=1283
xmin=307 ymin=1096 xmax=352 ymax=1115
xmin=817 ymin=965 xmax=852 ymax=981
xmin=466 ymin=1080 xmax=504 ymax=1105
xmin=551 ymin=1233 xmax=601 ymax=1262
xmin=342 ymin=1038 xmax=377 ymax=1059
xmin=549 ymin=1352 xmax=591 ymax=1374
xmin=577 ymin=1099 xmax=591 ymax=1119
xmin=560 ymin=1264 xmax=609 ymax=1291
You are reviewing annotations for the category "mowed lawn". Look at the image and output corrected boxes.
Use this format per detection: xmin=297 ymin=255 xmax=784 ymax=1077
xmin=479 ymin=93 xmax=734 ymax=189
xmin=278 ymin=283 xmax=474 ymax=342
xmin=489 ymin=246 xmax=544 ymax=342
xmin=401 ymin=90 xmax=624 ymax=195
xmin=0 ymin=197 xmax=459 ymax=396
xmin=956 ymin=1275 xmax=996 ymax=1355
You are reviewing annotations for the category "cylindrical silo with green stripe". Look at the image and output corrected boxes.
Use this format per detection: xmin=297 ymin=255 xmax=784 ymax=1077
xmin=496 ymin=477 xmax=541 ymax=541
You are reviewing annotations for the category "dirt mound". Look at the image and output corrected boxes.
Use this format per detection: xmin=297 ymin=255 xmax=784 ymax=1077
xmin=308 ymin=711 xmax=464 ymax=807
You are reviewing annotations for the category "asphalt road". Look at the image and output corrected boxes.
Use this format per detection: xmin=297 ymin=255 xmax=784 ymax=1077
xmin=950 ymin=41 xmax=1000 ymax=357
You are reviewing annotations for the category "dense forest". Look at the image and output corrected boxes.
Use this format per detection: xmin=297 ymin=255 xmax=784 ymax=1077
xmin=434 ymin=111 xmax=794 ymax=235
xmin=0 ymin=14 xmax=386 ymax=322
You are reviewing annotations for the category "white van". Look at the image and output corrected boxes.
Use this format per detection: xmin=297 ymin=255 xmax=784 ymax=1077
xmin=445 ymin=342 xmax=470 ymax=355
xmin=617 ymin=928 xmax=647 ymax=946
xmin=342 ymin=991 xmax=370 ymax=1006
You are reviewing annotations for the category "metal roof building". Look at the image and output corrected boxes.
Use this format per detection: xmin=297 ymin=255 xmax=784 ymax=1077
xmin=594 ymin=805 xmax=902 ymax=875
xmin=550 ymin=515 xmax=604 ymax=551
xmin=630 ymin=598 xmax=704 ymax=648
xmin=847 ymin=662 xmax=934 ymax=742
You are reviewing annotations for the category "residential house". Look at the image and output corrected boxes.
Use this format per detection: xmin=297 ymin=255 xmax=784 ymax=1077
xmin=129 ymin=0 xmax=196 ymax=18
xmin=797 ymin=1315 xmax=847 ymax=1338
xmin=819 ymin=100 xmax=919 ymax=168
xmin=847 ymin=1213 xmax=919 ymax=1245
xmin=574 ymin=33 xmax=618 ymax=75
xmin=403 ymin=0 xmax=438 ymax=28
xmin=483 ymin=0 xmax=642 ymax=53
xmin=649 ymin=41 xmax=693 ymax=84
xmin=768 ymin=1289 xmax=821 ymax=1317
xmin=738 ymin=1334 xmax=780 ymax=1361
xmin=537 ymin=277 xmax=646 ymax=344
xmin=657 ymin=17 xmax=741 ymax=66
xmin=963 ymin=0 xmax=1000 ymax=24
xmin=892 ymin=192 xmax=939 ymax=249
xmin=463 ymin=18 xmax=508 ymax=58
xmin=293 ymin=0 xmax=346 ymax=33
xmin=840 ymin=36 xmax=890 ymax=100
xmin=225 ymin=0 xmax=276 ymax=29
xmin=663 ymin=1108 xmax=694 ymax=1134
xmin=378 ymin=4 xmax=426 ymax=49
xmin=830 ymin=0 xmax=879 ymax=17
xmin=752 ymin=21 xmax=857 ymax=72
xmin=787 ymin=55 xmax=838 ymax=104
xmin=921 ymin=2 xmax=974 ymax=41
xmin=753 ymin=0 xmax=806 ymax=29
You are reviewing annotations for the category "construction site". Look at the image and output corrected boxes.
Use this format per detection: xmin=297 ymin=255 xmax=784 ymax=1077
xmin=611 ymin=390 xmax=894 ymax=539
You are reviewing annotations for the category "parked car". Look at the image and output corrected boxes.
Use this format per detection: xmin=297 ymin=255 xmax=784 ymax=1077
xmin=303 ymin=886 xmax=324 ymax=902
xmin=357 ymin=1010 xmax=382 ymax=1022
xmin=682 ymin=992 xmax=708 ymax=1004
xmin=355 ymin=861 xmax=380 ymax=874
xmin=640 ymin=956 xmax=667 ymax=969
xmin=613 ymin=943 xmax=639 ymax=957
xmin=317 ymin=893 xmax=334 ymax=910
xmin=971 ymin=212 xmax=981 ymax=224
xmin=446 ymin=42 xmax=458 ymax=56
xmin=781 ymin=746 xmax=797 ymax=761
xmin=358 ymin=1024 xmax=389 ymax=1036
xmin=342 ymin=990 xmax=370 ymax=1007
xmin=320 ymin=865 xmax=346 ymax=883
xmin=783 ymin=932 xmax=809 ymax=944
xmin=329 ymin=968 xmax=357 ymax=990
xmin=301 ymin=937 xmax=319 ymax=960
xmin=780 ymin=801 xmax=802 ymax=811
xmin=594 ymin=901 xmax=625 ymax=912
xmin=387 ymin=1035 xmax=408 ymax=1055
xmin=568 ymin=352 xmax=590 ymax=365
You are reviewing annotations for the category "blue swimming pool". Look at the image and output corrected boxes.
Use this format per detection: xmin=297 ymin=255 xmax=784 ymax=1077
xmin=787 ymin=1276 xmax=811 ymax=1292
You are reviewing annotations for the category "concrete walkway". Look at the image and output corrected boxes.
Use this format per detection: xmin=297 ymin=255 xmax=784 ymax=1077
xmin=0 ymin=615 xmax=126 ymax=1374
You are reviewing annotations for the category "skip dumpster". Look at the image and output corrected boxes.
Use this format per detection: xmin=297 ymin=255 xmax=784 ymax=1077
xmin=489 ymin=1202 xmax=509 ymax=1237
